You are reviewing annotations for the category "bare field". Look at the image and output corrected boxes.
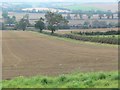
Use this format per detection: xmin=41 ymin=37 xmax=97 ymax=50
xmin=2 ymin=31 xmax=118 ymax=80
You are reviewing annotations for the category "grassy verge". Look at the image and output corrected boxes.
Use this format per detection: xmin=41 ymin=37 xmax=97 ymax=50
xmin=2 ymin=71 xmax=119 ymax=88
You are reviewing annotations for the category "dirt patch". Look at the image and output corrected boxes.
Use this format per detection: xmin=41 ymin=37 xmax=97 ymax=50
xmin=2 ymin=31 xmax=118 ymax=80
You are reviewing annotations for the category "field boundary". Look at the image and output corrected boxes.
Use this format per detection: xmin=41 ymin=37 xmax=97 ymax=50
xmin=33 ymin=31 xmax=118 ymax=48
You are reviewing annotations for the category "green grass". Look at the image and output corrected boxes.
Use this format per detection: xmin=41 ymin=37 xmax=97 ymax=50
xmin=63 ymin=5 xmax=102 ymax=11
xmin=2 ymin=71 xmax=119 ymax=88
xmin=0 ymin=82 xmax=2 ymax=90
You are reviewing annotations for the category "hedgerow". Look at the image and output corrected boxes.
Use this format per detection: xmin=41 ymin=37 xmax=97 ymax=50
xmin=42 ymin=31 xmax=119 ymax=45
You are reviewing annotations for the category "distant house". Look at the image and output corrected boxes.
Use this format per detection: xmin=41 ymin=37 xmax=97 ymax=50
xmin=5 ymin=24 xmax=15 ymax=27
xmin=22 ymin=8 xmax=70 ymax=13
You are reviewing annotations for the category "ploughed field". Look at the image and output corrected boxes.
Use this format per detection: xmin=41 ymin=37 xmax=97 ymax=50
xmin=2 ymin=31 xmax=118 ymax=80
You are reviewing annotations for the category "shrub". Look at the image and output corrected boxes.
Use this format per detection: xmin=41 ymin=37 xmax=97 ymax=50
xmin=58 ymin=75 xmax=68 ymax=82
xmin=41 ymin=78 xmax=48 ymax=84
xmin=97 ymin=73 xmax=106 ymax=80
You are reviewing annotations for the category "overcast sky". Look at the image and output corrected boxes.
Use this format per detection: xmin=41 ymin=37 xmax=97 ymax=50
xmin=1 ymin=0 xmax=118 ymax=2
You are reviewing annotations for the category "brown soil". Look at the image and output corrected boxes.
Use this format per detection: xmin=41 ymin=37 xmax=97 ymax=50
xmin=2 ymin=31 xmax=118 ymax=80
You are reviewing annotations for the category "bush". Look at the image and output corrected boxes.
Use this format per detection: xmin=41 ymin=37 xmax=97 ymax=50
xmin=58 ymin=75 xmax=67 ymax=82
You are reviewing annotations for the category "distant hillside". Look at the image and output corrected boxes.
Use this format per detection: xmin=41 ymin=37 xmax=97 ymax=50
xmin=63 ymin=5 xmax=102 ymax=11
xmin=1 ymin=2 xmax=118 ymax=12
xmin=63 ymin=3 xmax=118 ymax=12
xmin=82 ymin=3 xmax=118 ymax=12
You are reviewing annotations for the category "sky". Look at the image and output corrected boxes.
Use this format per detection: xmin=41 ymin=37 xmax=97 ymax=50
xmin=1 ymin=0 xmax=118 ymax=2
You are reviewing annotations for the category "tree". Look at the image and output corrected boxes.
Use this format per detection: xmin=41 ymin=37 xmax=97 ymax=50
xmin=118 ymin=11 xmax=120 ymax=19
xmin=83 ymin=21 xmax=90 ymax=29
xmin=111 ymin=13 xmax=114 ymax=19
xmin=2 ymin=11 xmax=9 ymax=19
xmin=96 ymin=10 xmax=105 ymax=19
xmin=87 ymin=14 xmax=93 ymax=19
xmin=79 ymin=13 xmax=83 ymax=19
xmin=108 ymin=22 xmax=116 ymax=28
xmin=98 ymin=13 xmax=104 ymax=19
xmin=92 ymin=20 xmax=107 ymax=28
xmin=18 ymin=18 xmax=28 ymax=31
xmin=74 ymin=14 xmax=78 ymax=20
xmin=35 ymin=17 xmax=45 ymax=33
xmin=23 ymin=14 xmax=29 ymax=19
xmin=17 ymin=14 xmax=30 ymax=31
xmin=6 ymin=16 xmax=17 ymax=25
xmin=12 ymin=16 xmax=16 ymax=21
xmin=106 ymin=10 xmax=112 ymax=19
xmin=2 ymin=23 xmax=6 ymax=30
xmin=14 ymin=22 xmax=19 ymax=30
xmin=2 ymin=11 xmax=10 ymax=25
xmin=66 ymin=13 xmax=71 ymax=20
xmin=45 ymin=12 xmax=69 ymax=34
xmin=92 ymin=20 xmax=100 ymax=28
xmin=2 ymin=10 xmax=17 ymax=26
xmin=86 ymin=11 xmax=93 ymax=19
xmin=23 ymin=14 xmax=30 ymax=26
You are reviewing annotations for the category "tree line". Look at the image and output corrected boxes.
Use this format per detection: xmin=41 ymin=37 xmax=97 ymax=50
xmin=66 ymin=10 xmax=118 ymax=20
xmin=2 ymin=11 xmax=69 ymax=34
xmin=2 ymin=11 xmax=118 ymax=32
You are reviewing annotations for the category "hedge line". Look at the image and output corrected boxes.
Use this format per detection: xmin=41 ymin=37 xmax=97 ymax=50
xmin=74 ymin=30 xmax=120 ymax=35
xmin=42 ymin=31 xmax=119 ymax=45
